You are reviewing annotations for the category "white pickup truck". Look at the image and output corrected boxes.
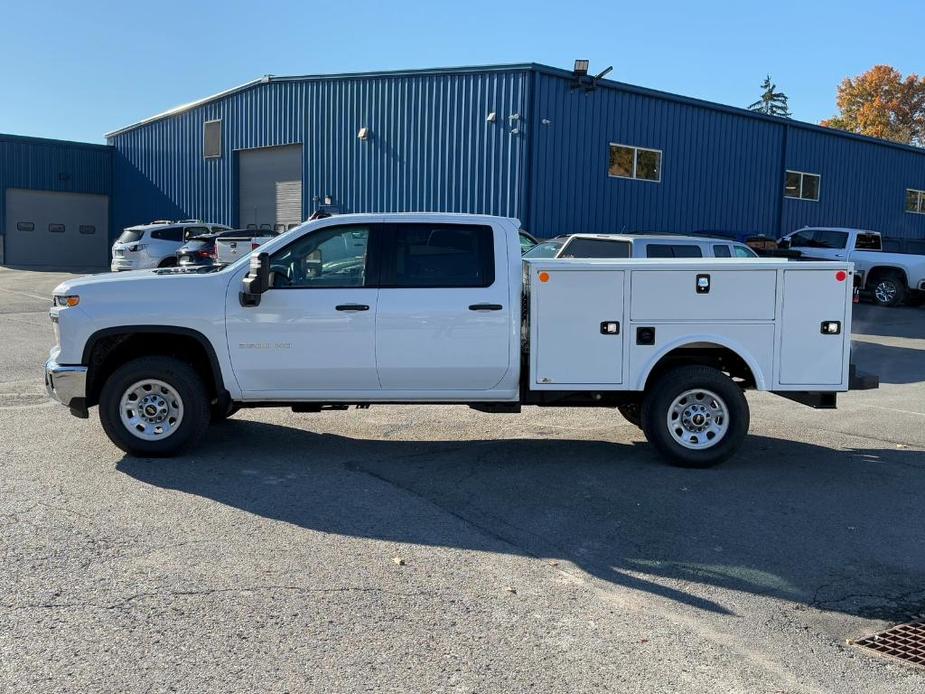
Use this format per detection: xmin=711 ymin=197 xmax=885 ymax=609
xmin=779 ymin=227 xmax=925 ymax=307
xmin=44 ymin=213 xmax=876 ymax=468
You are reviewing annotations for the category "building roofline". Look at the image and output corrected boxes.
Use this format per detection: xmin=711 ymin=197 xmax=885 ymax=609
xmin=0 ymin=132 xmax=111 ymax=150
xmin=105 ymin=62 xmax=925 ymax=156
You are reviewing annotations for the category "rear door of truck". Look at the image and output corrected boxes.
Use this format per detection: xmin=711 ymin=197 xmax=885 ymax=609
xmin=374 ymin=221 xmax=512 ymax=390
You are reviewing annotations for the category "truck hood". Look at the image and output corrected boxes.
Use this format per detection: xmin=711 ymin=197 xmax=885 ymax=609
xmin=52 ymin=268 xmax=226 ymax=297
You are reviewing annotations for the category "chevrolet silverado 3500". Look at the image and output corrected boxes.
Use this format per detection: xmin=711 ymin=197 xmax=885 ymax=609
xmin=44 ymin=213 xmax=877 ymax=467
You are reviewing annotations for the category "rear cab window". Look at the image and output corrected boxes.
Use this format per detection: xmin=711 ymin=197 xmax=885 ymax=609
xmin=559 ymin=238 xmax=631 ymax=259
xmin=855 ymin=233 xmax=882 ymax=251
xmin=384 ymin=224 xmax=495 ymax=287
xmin=712 ymin=244 xmax=732 ymax=258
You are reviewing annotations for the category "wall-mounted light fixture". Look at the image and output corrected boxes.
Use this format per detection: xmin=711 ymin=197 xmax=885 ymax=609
xmin=357 ymin=127 xmax=370 ymax=141
xmin=573 ymin=59 xmax=589 ymax=77
xmin=486 ymin=112 xmax=497 ymax=123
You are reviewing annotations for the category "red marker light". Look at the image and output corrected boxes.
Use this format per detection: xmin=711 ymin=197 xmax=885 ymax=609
xmin=835 ymin=270 xmax=847 ymax=282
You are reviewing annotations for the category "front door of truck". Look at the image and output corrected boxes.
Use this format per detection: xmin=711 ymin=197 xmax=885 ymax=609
xmin=225 ymin=222 xmax=383 ymax=396
xmin=374 ymin=222 xmax=511 ymax=391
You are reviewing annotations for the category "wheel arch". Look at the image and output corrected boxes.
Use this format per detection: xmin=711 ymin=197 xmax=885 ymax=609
xmin=82 ymin=325 xmax=228 ymax=408
xmin=636 ymin=336 xmax=766 ymax=392
xmin=866 ymin=265 xmax=908 ymax=286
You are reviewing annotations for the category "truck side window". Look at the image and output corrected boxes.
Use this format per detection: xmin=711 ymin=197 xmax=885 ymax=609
xmin=713 ymin=244 xmax=732 ymax=257
xmin=646 ymin=244 xmax=703 ymax=258
xmin=269 ymin=225 xmax=371 ymax=288
xmin=384 ymin=224 xmax=494 ymax=288
xmin=813 ymin=231 xmax=848 ymax=249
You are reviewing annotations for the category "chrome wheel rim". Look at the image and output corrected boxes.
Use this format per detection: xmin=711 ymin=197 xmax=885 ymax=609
xmin=874 ymin=280 xmax=896 ymax=304
xmin=667 ymin=389 xmax=729 ymax=450
xmin=119 ymin=379 xmax=184 ymax=441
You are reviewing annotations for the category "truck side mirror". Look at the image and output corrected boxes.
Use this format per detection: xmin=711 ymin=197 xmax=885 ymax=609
xmin=778 ymin=238 xmax=791 ymax=249
xmin=240 ymin=252 xmax=270 ymax=307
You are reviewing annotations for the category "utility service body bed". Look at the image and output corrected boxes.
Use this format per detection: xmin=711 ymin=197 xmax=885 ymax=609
xmin=525 ymin=258 xmax=854 ymax=399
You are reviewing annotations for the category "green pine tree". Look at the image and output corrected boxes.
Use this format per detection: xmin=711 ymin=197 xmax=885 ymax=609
xmin=749 ymin=75 xmax=792 ymax=118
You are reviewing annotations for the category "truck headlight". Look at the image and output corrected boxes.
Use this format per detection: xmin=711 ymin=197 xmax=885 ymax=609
xmin=53 ymin=295 xmax=80 ymax=307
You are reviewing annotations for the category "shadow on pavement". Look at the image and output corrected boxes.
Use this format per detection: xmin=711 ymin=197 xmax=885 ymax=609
xmin=851 ymin=339 xmax=925 ymax=384
xmin=852 ymin=303 xmax=925 ymax=340
xmin=118 ymin=419 xmax=925 ymax=621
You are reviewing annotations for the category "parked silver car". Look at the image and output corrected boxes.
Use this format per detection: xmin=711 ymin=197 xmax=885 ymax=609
xmin=110 ymin=220 xmax=231 ymax=271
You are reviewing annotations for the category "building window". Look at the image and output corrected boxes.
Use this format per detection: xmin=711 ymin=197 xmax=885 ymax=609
xmin=79 ymin=225 xmax=96 ymax=234
xmin=784 ymin=170 xmax=820 ymax=201
xmin=906 ymin=188 xmax=925 ymax=214
xmin=16 ymin=221 xmax=34 ymax=231
xmin=203 ymin=119 xmax=222 ymax=159
xmin=609 ymin=143 xmax=662 ymax=182
xmin=48 ymin=223 xmax=65 ymax=233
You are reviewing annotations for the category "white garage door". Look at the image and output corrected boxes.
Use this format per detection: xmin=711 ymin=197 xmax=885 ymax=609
xmin=4 ymin=189 xmax=109 ymax=269
xmin=238 ymin=144 xmax=303 ymax=231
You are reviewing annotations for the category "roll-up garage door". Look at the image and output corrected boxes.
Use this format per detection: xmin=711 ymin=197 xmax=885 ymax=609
xmin=4 ymin=189 xmax=109 ymax=269
xmin=238 ymin=144 xmax=303 ymax=232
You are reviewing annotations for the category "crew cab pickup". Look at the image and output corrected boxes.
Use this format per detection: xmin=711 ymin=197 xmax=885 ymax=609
xmin=44 ymin=213 xmax=877 ymax=468
xmin=779 ymin=227 xmax=925 ymax=307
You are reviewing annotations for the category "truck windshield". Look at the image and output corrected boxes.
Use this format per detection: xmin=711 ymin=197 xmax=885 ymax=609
xmin=559 ymin=238 xmax=631 ymax=258
xmin=855 ymin=233 xmax=882 ymax=251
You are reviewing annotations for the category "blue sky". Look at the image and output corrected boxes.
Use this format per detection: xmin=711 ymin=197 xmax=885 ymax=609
xmin=1 ymin=0 xmax=921 ymax=143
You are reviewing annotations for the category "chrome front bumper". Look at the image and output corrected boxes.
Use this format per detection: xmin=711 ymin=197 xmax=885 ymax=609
xmin=44 ymin=357 xmax=89 ymax=418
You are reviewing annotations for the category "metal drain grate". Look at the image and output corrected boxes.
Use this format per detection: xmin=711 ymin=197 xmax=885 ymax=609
xmin=852 ymin=621 xmax=925 ymax=668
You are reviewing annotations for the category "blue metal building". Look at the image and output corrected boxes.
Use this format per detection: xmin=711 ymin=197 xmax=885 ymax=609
xmin=0 ymin=134 xmax=112 ymax=268
xmin=105 ymin=63 xmax=925 ymax=244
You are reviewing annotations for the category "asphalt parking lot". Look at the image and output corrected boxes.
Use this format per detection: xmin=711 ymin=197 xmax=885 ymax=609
xmin=1 ymin=266 xmax=924 ymax=693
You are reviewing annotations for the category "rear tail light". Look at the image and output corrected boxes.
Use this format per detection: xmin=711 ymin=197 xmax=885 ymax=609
xmin=251 ymin=242 xmax=260 ymax=250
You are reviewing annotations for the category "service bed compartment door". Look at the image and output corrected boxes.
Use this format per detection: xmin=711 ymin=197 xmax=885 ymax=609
xmin=631 ymin=270 xmax=777 ymax=321
xmin=533 ymin=270 xmax=624 ymax=385
xmin=779 ymin=269 xmax=848 ymax=386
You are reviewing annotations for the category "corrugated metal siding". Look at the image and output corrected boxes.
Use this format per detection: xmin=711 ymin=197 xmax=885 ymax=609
xmin=782 ymin=127 xmax=925 ymax=239
xmin=110 ymin=71 xmax=530 ymax=233
xmin=0 ymin=135 xmax=112 ymax=238
xmin=528 ymin=72 xmax=785 ymax=238
xmin=107 ymin=65 xmax=925 ymax=242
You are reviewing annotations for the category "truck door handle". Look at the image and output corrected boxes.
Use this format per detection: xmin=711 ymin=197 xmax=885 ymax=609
xmin=335 ymin=304 xmax=370 ymax=312
xmin=469 ymin=303 xmax=503 ymax=311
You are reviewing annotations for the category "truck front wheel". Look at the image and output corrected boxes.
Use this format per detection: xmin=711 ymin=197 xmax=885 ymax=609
xmin=99 ymin=356 xmax=210 ymax=457
xmin=641 ymin=366 xmax=749 ymax=468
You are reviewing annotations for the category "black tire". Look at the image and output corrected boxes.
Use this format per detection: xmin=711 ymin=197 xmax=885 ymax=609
xmin=99 ymin=356 xmax=210 ymax=457
xmin=871 ymin=273 xmax=906 ymax=307
xmin=617 ymin=402 xmax=642 ymax=428
xmin=211 ymin=402 xmax=241 ymax=423
xmin=641 ymin=365 xmax=749 ymax=468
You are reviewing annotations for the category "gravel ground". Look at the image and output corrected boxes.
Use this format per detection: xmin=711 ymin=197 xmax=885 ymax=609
xmin=1 ymin=266 xmax=924 ymax=693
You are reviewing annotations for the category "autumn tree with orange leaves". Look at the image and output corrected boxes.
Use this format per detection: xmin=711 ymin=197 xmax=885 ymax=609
xmin=821 ymin=65 xmax=925 ymax=146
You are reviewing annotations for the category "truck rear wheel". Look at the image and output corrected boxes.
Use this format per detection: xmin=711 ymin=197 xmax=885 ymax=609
xmin=99 ymin=356 xmax=210 ymax=457
xmin=641 ymin=365 xmax=749 ymax=468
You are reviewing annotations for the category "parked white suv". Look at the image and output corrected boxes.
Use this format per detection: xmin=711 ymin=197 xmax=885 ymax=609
xmin=552 ymin=234 xmax=759 ymax=259
xmin=111 ymin=220 xmax=231 ymax=271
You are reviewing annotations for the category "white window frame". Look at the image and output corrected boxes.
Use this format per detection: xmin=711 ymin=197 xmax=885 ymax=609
xmin=906 ymin=188 xmax=925 ymax=215
xmin=784 ymin=169 xmax=821 ymax=202
xmin=203 ymin=119 xmax=222 ymax=159
xmin=608 ymin=143 xmax=663 ymax=183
